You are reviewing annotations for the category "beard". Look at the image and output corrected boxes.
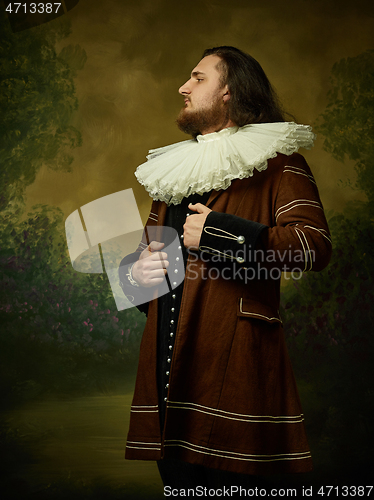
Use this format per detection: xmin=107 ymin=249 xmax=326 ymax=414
xmin=176 ymin=97 xmax=229 ymax=138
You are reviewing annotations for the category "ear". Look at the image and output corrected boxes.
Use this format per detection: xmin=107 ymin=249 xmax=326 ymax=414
xmin=222 ymin=86 xmax=230 ymax=103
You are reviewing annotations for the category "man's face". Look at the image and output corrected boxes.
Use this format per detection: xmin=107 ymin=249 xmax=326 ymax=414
xmin=176 ymin=54 xmax=230 ymax=137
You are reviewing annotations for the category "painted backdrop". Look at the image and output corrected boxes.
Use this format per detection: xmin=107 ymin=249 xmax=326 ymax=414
xmin=1 ymin=0 xmax=374 ymax=498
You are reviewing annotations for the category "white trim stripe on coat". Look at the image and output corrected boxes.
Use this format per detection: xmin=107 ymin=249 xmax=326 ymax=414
xmin=283 ymin=166 xmax=317 ymax=185
xmin=275 ymin=199 xmax=322 ymax=221
xmin=131 ymin=404 xmax=159 ymax=413
xmin=304 ymin=225 xmax=332 ymax=244
xmin=164 ymin=439 xmax=311 ymax=463
xmin=167 ymin=401 xmax=305 ymax=424
xmin=127 ymin=440 xmax=161 ymax=451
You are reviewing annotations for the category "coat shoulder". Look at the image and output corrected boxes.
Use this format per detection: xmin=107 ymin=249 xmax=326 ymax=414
xmin=267 ymin=152 xmax=308 ymax=169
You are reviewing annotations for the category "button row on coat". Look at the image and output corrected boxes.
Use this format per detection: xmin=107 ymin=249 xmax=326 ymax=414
xmin=164 ymin=229 xmax=186 ymax=402
xmin=164 ymin=292 xmax=177 ymax=401
xmin=171 ymin=244 xmax=183 ymax=287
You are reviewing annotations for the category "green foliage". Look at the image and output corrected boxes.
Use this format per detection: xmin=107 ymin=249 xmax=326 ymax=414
xmin=281 ymin=206 xmax=374 ymax=477
xmin=0 ymin=10 xmax=85 ymax=211
xmin=0 ymin=16 xmax=372 ymax=487
xmin=316 ymin=50 xmax=374 ymax=209
xmin=283 ymin=205 xmax=374 ymax=367
xmin=0 ymin=8 xmax=145 ymax=408
xmin=281 ymin=50 xmax=374 ymax=479
xmin=0 ymin=205 xmax=146 ymax=406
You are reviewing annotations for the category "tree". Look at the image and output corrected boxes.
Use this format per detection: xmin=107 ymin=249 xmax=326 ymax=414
xmin=0 ymin=15 xmax=147 ymax=407
xmin=280 ymin=50 xmax=374 ymax=482
xmin=317 ymin=49 xmax=374 ymax=211
xmin=0 ymin=9 xmax=86 ymax=212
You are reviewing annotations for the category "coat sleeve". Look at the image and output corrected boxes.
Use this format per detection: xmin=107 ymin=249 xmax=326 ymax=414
xmin=259 ymin=155 xmax=332 ymax=272
xmin=198 ymin=155 xmax=332 ymax=274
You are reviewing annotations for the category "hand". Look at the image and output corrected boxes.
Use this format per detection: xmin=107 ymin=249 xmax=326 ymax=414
xmin=132 ymin=241 xmax=169 ymax=288
xmin=183 ymin=203 xmax=212 ymax=250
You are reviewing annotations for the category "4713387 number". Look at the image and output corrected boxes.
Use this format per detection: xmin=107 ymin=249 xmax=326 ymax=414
xmin=317 ymin=486 xmax=373 ymax=497
xmin=5 ymin=3 xmax=62 ymax=14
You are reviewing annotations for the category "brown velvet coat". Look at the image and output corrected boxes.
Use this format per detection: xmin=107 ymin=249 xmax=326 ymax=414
xmin=124 ymin=152 xmax=332 ymax=475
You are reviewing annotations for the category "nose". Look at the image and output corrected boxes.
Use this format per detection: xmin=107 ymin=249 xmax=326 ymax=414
xmin=179 ymin=80 xmax=191 ymax=95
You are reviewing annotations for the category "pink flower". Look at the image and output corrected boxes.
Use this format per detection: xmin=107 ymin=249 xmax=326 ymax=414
xmin=56 ymin=303 xmax=59 ymax=308
xmin=83 ymin=321 xmax=88 ymax=326
xmin=68 ymin=307 xmax=71 ymax=312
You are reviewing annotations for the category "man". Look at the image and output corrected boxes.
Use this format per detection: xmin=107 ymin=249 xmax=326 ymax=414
xmin=119 ymin=46 xmax=332 ymax=488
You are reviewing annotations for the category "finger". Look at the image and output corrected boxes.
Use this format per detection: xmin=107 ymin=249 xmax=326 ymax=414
xmin=188 ymin=203 xmax=208 ymax=214
xmin=148 ymin=241 xmax=165 ymax=252
xmin=136 ymin=263 xmax=169 ymax=287
xmin=149 ymin=242 xmax=169 ymax=267
xmin=147 ymin=257 xmax=169 ymax=269
xmin=147 ymin=268 xmax=169 ymax=279
xmin=142 ymin=273 xmax=167 ymax=287
xmin=147 ymin=252 xmax=168 ymax=261
xmin=147 ymin=265 xmax=170 ymax=285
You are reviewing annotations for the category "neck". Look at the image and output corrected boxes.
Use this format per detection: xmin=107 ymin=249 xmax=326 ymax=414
xmin=200 ymin=118 xmax=237 ymax=135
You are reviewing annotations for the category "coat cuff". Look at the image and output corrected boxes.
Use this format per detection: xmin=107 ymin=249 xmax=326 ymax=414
xmin=199 ymin=212 xmax=268 ymax=268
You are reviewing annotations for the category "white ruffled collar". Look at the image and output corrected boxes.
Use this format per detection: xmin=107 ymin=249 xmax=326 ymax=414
xmin=135 ymin=122 xmax=315 ymax=205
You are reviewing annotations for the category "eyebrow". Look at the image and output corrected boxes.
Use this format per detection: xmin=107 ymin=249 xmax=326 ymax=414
xmin=191 ymin=71 xmax=206 ymax=77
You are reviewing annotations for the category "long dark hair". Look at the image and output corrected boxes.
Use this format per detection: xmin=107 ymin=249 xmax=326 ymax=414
xmin=202 ymin=46 xmax=286 ymax=126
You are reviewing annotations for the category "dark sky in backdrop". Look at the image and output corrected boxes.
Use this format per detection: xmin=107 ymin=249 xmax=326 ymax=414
xmin=24 ymin=0 xmax=374 ymax=222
